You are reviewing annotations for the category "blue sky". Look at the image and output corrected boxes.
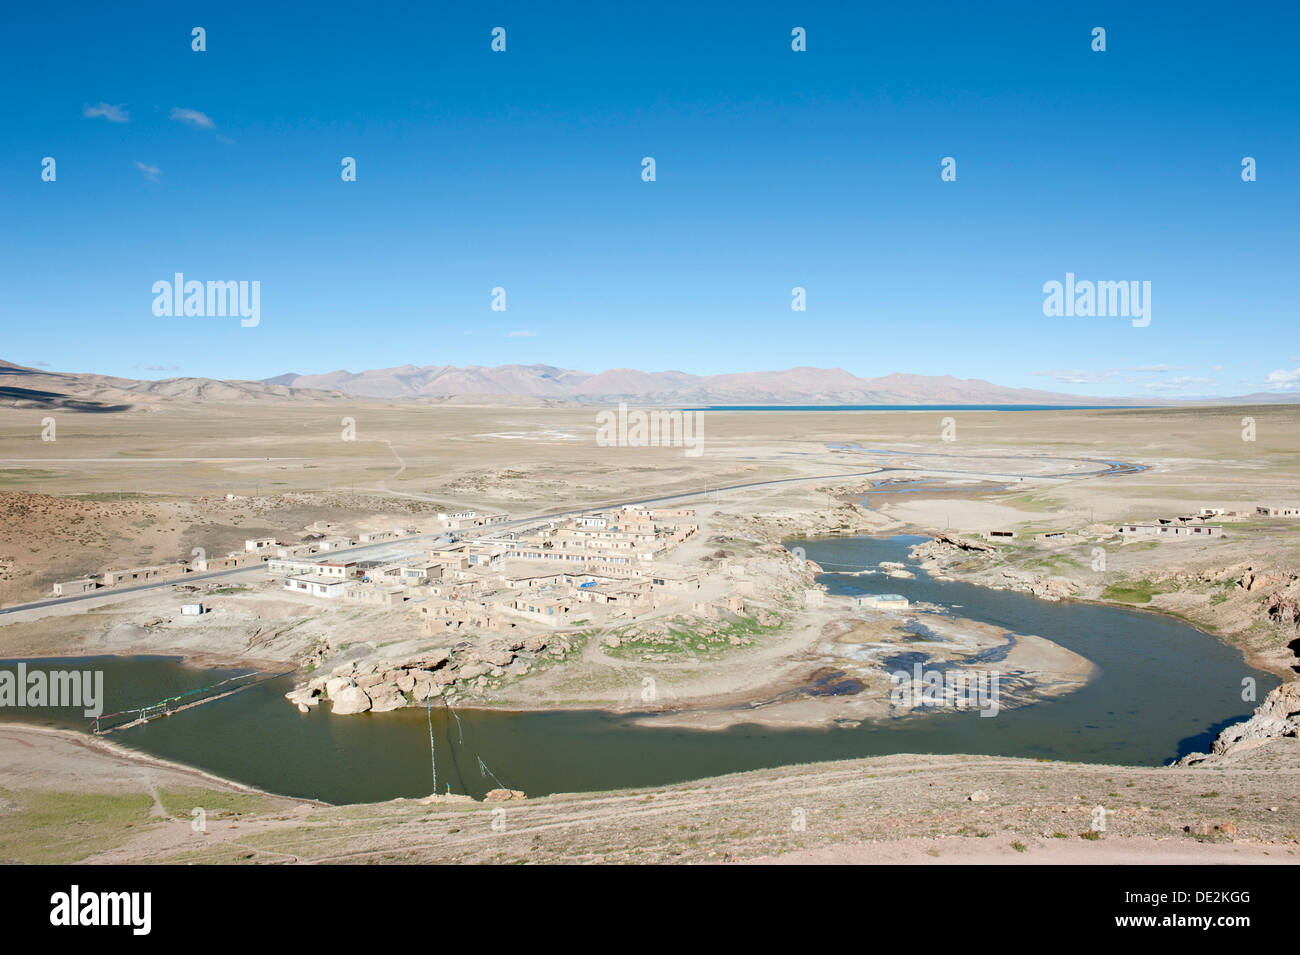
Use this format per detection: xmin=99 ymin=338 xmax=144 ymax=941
xmin=2 ymin=1 xmax=1297 ymax=397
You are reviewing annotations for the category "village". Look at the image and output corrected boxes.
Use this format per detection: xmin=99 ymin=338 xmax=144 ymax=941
xmin=45 ymin=500 xmax=805 ymax=719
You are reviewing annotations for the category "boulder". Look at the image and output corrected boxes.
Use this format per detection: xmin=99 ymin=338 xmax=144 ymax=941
xmin=483 ymin=649 xmax=515 ymax=667
xmin=484 ymin=788 xmax=526 ymax=802
xmin=412 ymin=682 xmax=443 ymax=700
xmin=324 ymin=676 xmax=354 ymax=698
xmin=423 ymin=649 xmax=452 ymax=668
xmin=368 ymin=684 xmax=407 ymax=713
xmin=284 ymin=686 xmax=320 ymax=707
xmin=330 ymin=684 xmax=372 ymax=715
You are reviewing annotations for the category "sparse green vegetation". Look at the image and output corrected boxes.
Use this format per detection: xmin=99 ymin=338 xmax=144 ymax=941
xmin=0 ymin=788 xmax=157 ymax=864
xmin=1100 ymin=579 xmax=1165 ymax=604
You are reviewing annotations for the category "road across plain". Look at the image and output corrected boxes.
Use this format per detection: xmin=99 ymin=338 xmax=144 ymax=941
xmin=0 ymin=449 xmax=1142 ymax=617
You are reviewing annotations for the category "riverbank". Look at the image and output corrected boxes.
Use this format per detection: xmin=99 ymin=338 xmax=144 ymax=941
xmin=1 ymin=721 xmax=1296 ymax=864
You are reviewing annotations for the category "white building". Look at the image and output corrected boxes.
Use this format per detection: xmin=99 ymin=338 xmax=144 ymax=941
xmin=856 ymin=594 xmax=910 ymax=610
xmin=284 ymin=575 xmax=351 ymax=598
xmin=1118 ymin=522 xmax=1221 ymax=538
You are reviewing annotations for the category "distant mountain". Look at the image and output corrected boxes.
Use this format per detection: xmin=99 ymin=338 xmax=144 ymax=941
xmin=0 ymin=359 xmax=341 ymax=411
xmin=268 ymin=363 xmax=1149 ymax=405
xmin=4 ymin=359 xmax=1297 ymax=409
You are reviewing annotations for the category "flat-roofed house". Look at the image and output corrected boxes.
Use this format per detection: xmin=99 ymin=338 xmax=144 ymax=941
xmin=399 ymin=563 xmax=443 ymax=584
xmin=267 ymin=557 xmax=320 ymax=577
xmin=1118 ymin=522 xmax=1222 ymax=538
xmin=346 ymin=584 xmax=408 ymax=606
xmin=649 ymin=568 xmax=701 ymax=592
xmin=316 ymin=561 xmax=360 ymax=578
xmin=419 ymin=599 xmax=497 ymax=633
xmin=856 ymin=593 xmax=910 ymax=610
xmin=53 ymin=577 xmax=99 ymax=597
xmin=284 ymin=575 xmax=351 ymax=598
xmin=508 ymin=595 xmax=572 ymax=628
xmin=102 ymin=565 xmax=167 ymax=587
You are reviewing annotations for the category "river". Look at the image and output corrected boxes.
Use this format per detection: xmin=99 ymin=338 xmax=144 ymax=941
xmin=0 ymin=535 xmax=1274 ymax=804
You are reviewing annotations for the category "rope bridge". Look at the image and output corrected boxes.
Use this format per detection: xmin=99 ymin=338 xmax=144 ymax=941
xmin=91 ymin=669 xmax=293 ymax=734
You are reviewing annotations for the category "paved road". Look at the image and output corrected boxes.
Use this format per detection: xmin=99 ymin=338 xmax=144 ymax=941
xmin=0 ymin=448 xmax=1141 ymax=616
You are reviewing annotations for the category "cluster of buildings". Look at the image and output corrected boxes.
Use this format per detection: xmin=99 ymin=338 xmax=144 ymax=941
xmin=49 ymin=526 xmax=415 ymax=599
xmin=51 ymin=558 xmax=241 ymax=598
xmin=272 ymin=505 xmax=703 ymax=635
xmin=1117 ymin=504 xmax=1300 ymax=541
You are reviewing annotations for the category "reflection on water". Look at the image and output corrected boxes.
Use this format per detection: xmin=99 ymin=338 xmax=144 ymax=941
xmin=0 ymin=536 xmax=1276 ymax=804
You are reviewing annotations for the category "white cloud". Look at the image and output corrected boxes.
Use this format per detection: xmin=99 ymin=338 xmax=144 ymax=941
xmin=506 ymin=330 xmax=537 ymax=338
xmin=1264 ymin=368 xmax=1300 ymax=390
xmin=84 ymin=102 xmax=129 ymax=123
xmin=169 ymin=107 xmax=214 ymax=128
xmin=1142 ymin=376 xmax=1217 ymax=393
xmin=134 ymin=161 xmax=162 ymax=182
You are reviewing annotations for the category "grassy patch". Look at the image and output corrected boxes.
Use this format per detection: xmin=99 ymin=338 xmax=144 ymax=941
xmin=0 ymin=468 xmax=58 ymax=483
xmin=603 ymin=612 xmax=782 ymax=660
xmin=0 ymin=788 xmax=157 ymax=864
xmin=1101 ymin=579 xmax=1165 ymax=604
xmin=156 ymin=787 xmax=281 ymax=820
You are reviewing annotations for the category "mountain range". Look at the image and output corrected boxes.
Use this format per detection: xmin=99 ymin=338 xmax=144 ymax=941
xmin=264 ymin=364 xmax=1146 ymax=405
xmin=3 ymin=359 xmax=1297 ymax=409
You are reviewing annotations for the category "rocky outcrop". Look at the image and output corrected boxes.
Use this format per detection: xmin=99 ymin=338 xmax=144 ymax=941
xmin=933 ymin=532 xmax=995 ymax=553
xmin=287 ymin=637 xmax=555 ymax=715
xmin=1211 ymin=682 xmax=1300 ymax=753
xmin=1264 ymin=582 xmax=1300 ymax=627
xmin=1178 ymin=681 xmax=1300 ymax=764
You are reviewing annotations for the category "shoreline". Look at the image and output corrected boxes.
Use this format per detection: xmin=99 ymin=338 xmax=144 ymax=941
xmin=886 ymin=523 xmax=1297 ymax=682
xmin=0 ymin=721 xmax=326 ymax=805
